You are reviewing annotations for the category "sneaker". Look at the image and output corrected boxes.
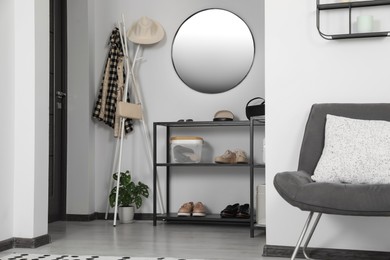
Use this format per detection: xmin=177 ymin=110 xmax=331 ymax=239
xmin=192 ymin=202 xmax=206 ymax=217
xmin=177 ymin=202 xmax=193 ymax=216
xmin=215 ymin=150 xmax=236 ymax=164
xmin=235 ymin=149 xmax=248 ymax=164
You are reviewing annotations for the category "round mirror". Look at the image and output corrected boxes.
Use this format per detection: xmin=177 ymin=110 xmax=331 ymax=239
xmin=172 ymin=9 xmax=255 ymax=94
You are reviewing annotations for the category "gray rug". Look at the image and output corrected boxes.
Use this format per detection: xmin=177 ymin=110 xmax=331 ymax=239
xmin=1 ymin=254 xmax=204 ymax=260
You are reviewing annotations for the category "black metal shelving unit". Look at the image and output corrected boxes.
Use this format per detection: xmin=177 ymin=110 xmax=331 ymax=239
xmin=316 ymin=0 xmax=390 ymax=40
xmin=152 ymin=117 xmax=265 ymax=237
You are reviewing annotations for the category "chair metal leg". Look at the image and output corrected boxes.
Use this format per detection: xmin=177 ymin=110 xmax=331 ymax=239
xmin=291 ymin=212 xmax=314 ymax=260
xmin=291 ymin=212 xmax=322 ymax=260
xmin=303 ymin=213 xmax=322 ymax=259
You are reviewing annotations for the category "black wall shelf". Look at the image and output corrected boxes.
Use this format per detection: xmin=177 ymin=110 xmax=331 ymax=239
xmin=316 ymin=0 xmax=390 ymax=40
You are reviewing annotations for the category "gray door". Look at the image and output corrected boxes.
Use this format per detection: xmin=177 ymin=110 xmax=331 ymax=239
xmin=49 ymin=0 xmax=67 ymax=223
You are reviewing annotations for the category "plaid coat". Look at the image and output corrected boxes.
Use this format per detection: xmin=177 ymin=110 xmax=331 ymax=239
xmin=92 ymin=28 xmax=133 ymax=137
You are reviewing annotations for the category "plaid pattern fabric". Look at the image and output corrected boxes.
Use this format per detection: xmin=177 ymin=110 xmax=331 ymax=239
xmin=92 ymin=28 xmax=133 ymax=136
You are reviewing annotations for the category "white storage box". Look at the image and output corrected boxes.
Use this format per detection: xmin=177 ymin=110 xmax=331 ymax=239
xmin=170 ymin=136 xmax=203 ymax=163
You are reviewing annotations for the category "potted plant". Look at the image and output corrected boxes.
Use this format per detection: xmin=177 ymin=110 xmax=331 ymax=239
xmin=109 ymin=170 xmax=149 ymax=223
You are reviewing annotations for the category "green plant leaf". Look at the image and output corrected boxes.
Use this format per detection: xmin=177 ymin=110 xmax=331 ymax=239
xmin=109 ymin=170 xmax=149 ymax=208
xmin=134 ymin=196 xmax=142 ymax=209
xmin=109 ymin=186 xmax=117 ymax=207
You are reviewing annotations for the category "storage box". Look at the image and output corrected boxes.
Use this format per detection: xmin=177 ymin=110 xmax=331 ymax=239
xmin=170 ymin=136 xmax=203 ymax=163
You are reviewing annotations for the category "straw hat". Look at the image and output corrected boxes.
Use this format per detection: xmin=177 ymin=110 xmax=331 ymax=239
xmin=127 ymin=16 xmax=165 ymax=45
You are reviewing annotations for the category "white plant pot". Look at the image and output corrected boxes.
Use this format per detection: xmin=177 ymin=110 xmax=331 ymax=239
xmin=119 ymin=206 xmax=134 ymax=224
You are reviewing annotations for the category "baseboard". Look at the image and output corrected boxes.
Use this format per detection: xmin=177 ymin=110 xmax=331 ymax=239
xmin=263 ymin=244 xmax=390 ymax=260
xmin=0 ymin=234 xmax=50 ymax=252
xmin=66 ymin=212 xmax=153 ymax=221
xmin=0 ymin=238 xmax=13 ymax=252
xmin=66 ymin=212 xmax=98 ymax=221
xmin=95 ymin=212 xmax=153 ymax=221
xmin=134 ymin=213 xmax=153 ymax=220
xmin=14 ymin=234 xmax=51 ymax=248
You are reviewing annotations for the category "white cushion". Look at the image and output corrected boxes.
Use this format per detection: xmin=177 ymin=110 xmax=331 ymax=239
xmin=312 ymin=114 xmax=390 ymax=184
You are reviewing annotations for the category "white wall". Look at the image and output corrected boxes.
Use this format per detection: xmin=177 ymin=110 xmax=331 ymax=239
xmin=13 ymin=0 xmax=49 ymax=238
xmin=67 ymin=0 xmax=264 ymax=216
xmin=32 ymin=0 xmax=50 ymax=236
xmin=0 ymin=0 xmax=49 ymax=240
xmin=0 ymin=0 xmax=15 ymax=241
xmin=67 ymin=0 xmax=96 ymax=214
xmin=266 ymin=0 xmax=390 ymax=252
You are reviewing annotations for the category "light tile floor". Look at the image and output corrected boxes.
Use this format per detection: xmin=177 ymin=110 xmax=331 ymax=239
xmin=0 ymin=220 xmax=286 ymax=260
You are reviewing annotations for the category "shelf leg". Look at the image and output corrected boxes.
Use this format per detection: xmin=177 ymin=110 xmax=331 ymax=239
xmin=250 ymin=117 xmax=255 ymax=238
xmin=153 ymin=123 xmax=157 ymax=226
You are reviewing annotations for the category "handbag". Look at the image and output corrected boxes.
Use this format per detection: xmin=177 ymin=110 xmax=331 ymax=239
xmin=246 ymin=97 xmax=265 ymax=120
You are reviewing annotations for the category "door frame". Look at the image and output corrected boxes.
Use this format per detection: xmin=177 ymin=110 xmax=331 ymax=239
xmin=49 ymin=0 xmax=67 ymax=222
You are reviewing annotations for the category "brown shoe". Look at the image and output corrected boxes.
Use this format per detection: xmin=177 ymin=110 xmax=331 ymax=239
xmin=192 ymin=202 xmax=206 ymax=217
xmin=215 ymin=150 xmax=236 ymax=164
xmin=178 ymin=202 xmax=193 ymax=216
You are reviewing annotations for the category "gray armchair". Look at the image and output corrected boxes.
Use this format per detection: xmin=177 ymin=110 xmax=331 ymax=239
xmin=273 ymin=103 xmax=390 ymax=260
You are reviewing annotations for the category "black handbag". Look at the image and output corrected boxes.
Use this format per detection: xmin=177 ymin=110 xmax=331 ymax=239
xmin=245 ymin=97 xmax=265 ymax=120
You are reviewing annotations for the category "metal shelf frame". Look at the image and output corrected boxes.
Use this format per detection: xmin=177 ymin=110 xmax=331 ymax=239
xmin=152 ymin=117 xmax=265 ymax=237
xmin=316 ymin=0 xmax=390 ymax=40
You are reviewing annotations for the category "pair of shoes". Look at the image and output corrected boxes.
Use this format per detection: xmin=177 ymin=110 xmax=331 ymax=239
xmin=177 ymin=119 xmax=193 ymax=122
xmin=214 ymin=149 xmax=248 ymax=164
xmin=220 ymin=203 xmax=250 ymax=218
xmin=220 ymin=203 xmax=239 ymax=218
xmin=177 ymin=202 xmax=206 ymax=217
